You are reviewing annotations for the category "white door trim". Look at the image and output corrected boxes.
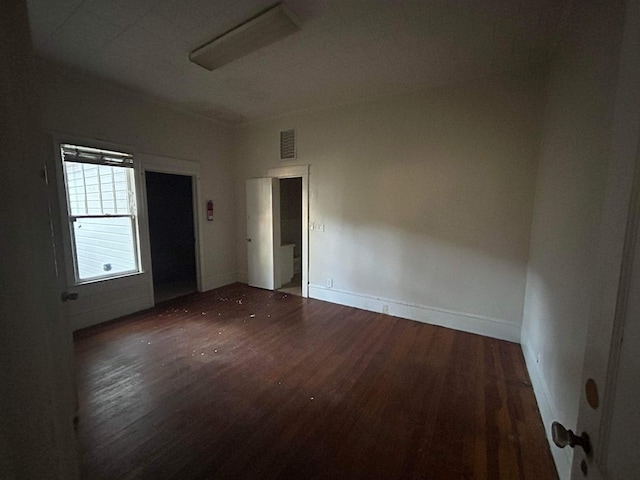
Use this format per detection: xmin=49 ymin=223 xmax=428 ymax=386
xmin=268 ymin=164 xmax=310 ymax=298
xmin=138 ymin=153 xmax=203 ymax=301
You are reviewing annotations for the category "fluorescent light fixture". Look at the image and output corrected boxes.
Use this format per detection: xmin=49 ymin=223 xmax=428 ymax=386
xmin=189 ymin=3 xmax=300 ymax=71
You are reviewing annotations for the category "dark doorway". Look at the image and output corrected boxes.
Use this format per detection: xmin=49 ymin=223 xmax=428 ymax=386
xmin=278 ymin=177 xmax=302 ymax=296
xmin=145 ymin=171 xmax=197 ymax=303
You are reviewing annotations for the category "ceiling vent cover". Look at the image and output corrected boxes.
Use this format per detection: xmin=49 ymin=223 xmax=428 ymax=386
xmin=280 ymin=128 xmax=296 ymax=160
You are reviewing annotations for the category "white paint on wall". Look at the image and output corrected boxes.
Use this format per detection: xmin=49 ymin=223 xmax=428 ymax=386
xmin=520 ymin=1 xmax=627 ymax=478
xmin=38 ymin=60 xmax=237 ymax=330
xmin=235 ymin=71 xmax=543 ymax=340
xmin=309 ymin=284 xmax=521 ymax=342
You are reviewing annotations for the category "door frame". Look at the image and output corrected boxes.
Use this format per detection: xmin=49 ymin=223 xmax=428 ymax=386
xmin=268 ymin=164 xmax=310 ymax=298
xmin=138 ymin=153 xmax=203 ymax=303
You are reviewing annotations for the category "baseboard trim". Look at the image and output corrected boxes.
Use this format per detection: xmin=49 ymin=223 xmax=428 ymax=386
xmin=521 ymin=336 xmax=571 ymax=479
xmin=71 ymin=296 xmax=152 ymax=331
xmin=308 ymin=284 xmax=521 ymax=343
xmin=203 ymin=271 xmax=238 ymax=291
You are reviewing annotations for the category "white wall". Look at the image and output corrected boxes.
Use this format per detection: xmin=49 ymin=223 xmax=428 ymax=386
xmin=235 ymin=71 xmax=543 ymax=342
xmin=38 ymin=60 xmax=237 ymax=330
xmin=520 ymin=0 xmax=626 ymax=477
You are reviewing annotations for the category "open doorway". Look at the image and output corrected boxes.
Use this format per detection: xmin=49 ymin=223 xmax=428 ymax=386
xmin=278 ymin=177 xmax=302 ymax=296
xmin=246 ymin=165 xmax=308 ymax=296
xmin=145 ymin=171 xmax=197 ymax=303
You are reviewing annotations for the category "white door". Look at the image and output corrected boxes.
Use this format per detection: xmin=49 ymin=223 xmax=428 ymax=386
xmin=562 ymin=1 xmax=640 ymax=478
xmin=246 ymin=178 xmax=281 ymax=290
xmin=600 ymin=211 xmax=640 ymax=478
xmin=566 ymin=184 xmax=640 ymax=480
xmin=45 ymin=135 xmax=79 ymax=396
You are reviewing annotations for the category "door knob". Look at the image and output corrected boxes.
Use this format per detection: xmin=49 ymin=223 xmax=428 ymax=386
xmin=61 ymin=291 xmax=79 ymax=302
xmin=551 ymin=421 xmax=591 ymax=455
xmin=247 ymin=238 xmax=252 ymax=242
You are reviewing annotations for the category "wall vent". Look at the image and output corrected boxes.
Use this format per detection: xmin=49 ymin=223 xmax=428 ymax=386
xmin=280 ymin=128 xmax=296 ymax=160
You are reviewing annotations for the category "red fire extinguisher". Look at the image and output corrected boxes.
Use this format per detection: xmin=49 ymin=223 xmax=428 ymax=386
xmin=207 ymin=200 xmax=214 ymax=221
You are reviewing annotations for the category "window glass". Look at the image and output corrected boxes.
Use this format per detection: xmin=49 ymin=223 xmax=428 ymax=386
xmin=61 ymin=144 xmax=141 ymax=282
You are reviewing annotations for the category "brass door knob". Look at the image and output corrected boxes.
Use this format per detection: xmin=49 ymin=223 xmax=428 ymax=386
xmin=551 ymin=421 xmax=591 ymax=455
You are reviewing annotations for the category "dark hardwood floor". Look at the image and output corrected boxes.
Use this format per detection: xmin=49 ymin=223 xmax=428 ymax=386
xmin=74 ymin=283 xmax=558 ymax=480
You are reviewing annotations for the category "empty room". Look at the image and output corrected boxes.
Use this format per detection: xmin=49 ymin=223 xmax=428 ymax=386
xmin=2 ymin=1 xmax=640 ymax=479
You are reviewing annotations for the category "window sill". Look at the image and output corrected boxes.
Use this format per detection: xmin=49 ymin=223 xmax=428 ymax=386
xmin=72 ymin=271 xmax=148 ymax=292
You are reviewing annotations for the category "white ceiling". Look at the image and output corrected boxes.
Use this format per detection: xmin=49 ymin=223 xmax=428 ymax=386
xmin=27 ymin=0 xmax=569 ymax=124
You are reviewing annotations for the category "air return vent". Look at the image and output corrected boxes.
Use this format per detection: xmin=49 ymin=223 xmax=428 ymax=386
xmin=280 ymin=128 xmax=296 ymax=160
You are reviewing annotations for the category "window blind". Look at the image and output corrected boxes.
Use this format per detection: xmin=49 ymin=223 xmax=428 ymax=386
xmin=61 ymin=144 xmax=134 ymax=167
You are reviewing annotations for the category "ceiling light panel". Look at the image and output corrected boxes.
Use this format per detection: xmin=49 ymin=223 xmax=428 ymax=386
xmin=189 ymin=3 xmax=300 ymax=71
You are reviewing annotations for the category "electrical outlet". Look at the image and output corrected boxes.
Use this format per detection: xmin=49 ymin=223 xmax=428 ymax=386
xmin=382 ymin=305 xmax=389 ymax=314
xmin=319 ymin=223 xmax=325 ymax=232
xmin=310 ymin=221 xmax=315 ymax=231
xmin=326 ymin=278 xmax=333 ymax=288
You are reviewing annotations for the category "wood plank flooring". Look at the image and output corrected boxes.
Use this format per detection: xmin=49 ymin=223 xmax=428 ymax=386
xmin=74 ymin=283 xmax=558 ymax=480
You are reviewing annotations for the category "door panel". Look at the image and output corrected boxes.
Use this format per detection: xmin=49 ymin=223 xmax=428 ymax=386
xmin=246 ymin=178 xmax=280 ymax=290
xmin=570 ymin=183 xmax=640 ymax=480
xmin=45 ymin=134 xmax=79 ymax=419
xmin=604 ymin=218 xmax=640 ymax=479
xmin=568 ymin=1 xmax=640 ymax=478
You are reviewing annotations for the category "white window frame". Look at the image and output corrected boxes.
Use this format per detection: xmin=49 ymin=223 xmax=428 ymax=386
xmin=57 ymin=141 xmax=144 ymax=285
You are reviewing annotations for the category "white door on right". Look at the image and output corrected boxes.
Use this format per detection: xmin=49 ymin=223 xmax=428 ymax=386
xmin=567 ymin=202 xmax=640 ymax=480
xmin=603 ymin=232 xmax=640 ymax=477
xmin=246 ymin=177 xmax=280 ymax=290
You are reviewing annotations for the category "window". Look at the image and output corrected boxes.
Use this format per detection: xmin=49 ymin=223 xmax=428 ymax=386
xmin=60 ymin=144 xmax=141 ymax=283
